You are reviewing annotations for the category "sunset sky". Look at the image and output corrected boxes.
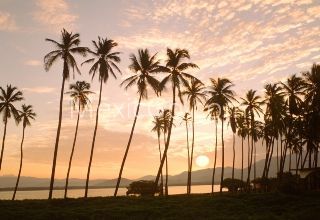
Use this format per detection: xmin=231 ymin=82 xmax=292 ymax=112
xmin=0 ymin=0 xmax=319 ymax=180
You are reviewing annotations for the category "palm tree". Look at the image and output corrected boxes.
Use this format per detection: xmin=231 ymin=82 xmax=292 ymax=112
xmin=228 ymin=107 xmax=237 ymax=180
xmin=151 ymin=114 xmax=165 ymax=196
xmin=154 ymin=48 xmax=199 ymax=193
xmin=236 ymin=110 xmax=248 ymax=182
xmin=82 ymin=37 xmax=121 ymax=198
xmin=64 ymin=81 xmax=93 ymax=198
xmin=241 ymin=90 xmax=263 ymax=187
xmin=44 ymin=29 xmax=87 ymax=199
xmin=12 ymin=105 xmax=36 ymax=200
xmin=182 ymin=79 xmax=205 ymax=194
xmin=205 ymin=78 xmax=236 ymax=193
xmin=181 ymin=113 xmax=191 ymax=193
xmin=0 ymin=85 xmax=23 ymax=170
xmin=114 ymin=49 xmax=160 ymax=196
xmin=204 ymin=103 xmax=220 ymax=194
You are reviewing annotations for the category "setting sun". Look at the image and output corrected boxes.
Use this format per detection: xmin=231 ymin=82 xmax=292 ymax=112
xmin=195 ymin=155 xmax=209 ymax=168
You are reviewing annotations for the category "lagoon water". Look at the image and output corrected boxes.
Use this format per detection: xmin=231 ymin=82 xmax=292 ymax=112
xmin=0 ymin=185 xmax=221 ymax=200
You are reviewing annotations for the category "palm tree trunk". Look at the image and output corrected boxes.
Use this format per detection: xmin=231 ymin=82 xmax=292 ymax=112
xmin=254 ymin=142 xmax=256 ymax=181
xmin=154 ymin=86 xmax=176 ymax=193
xmin=114 ymin=93 xmax=143 ymax=196
xmin=163 ymin=132 xmax=169 ymax=196
xmin=49 ymin=76 xmax=66 ymax=199
xmin=220 ymin=115 xmax=225 ymax=193
xmin=85 ymin=80 xmax=103 ymax=198
xmin=157 ymin=132 xmax=164 ymax=196
xmin=266 ymin=139 xmax=275 ymax=178
xmin=188 ymin=107 xmax=195 ymax=194
xmin=276 ymin=139 xmax=279 ymax=173
xmin=232 ymin=133 xmax=235 ymax=180
xmin=185 ymin=120 xmax=190 ymax=194
xmin=211 ymin=119 xmax=218 ymax=194
xmin=289 ymin=149 xmax=292 ymax=171
xmin=12 ymin=126 xmax=25 ymax=200
xmin=247 ymin=122 xmax=254 ymax=189
xmin=241 ymin=137 xmax=244 ymax=182
xmin=64 ymin=102 xmax=81 ymax=199
xmin=0 ymin=118 xmax=8 ymax=171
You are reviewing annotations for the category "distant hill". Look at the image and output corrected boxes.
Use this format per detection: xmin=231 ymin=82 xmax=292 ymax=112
xmin=0 ymin=156 xmax=299 ymax=190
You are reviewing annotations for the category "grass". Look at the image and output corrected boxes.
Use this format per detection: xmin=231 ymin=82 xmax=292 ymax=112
xmin=0 ymin=192 xmax=319 ymax=219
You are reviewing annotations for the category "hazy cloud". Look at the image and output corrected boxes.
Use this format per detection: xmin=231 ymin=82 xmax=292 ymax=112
xmin=0 ymin=11 xmax=18 ymax=31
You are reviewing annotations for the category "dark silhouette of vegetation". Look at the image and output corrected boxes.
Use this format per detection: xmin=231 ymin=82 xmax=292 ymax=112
xmin=126 ymin=180 xmax=160 ymax=196
xmin=44 ymin=29 xmax=88 ymax=199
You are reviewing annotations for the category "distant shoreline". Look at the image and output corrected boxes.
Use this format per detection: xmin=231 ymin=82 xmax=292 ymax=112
xmin=0 ymin=182 xmax=214 ymax=192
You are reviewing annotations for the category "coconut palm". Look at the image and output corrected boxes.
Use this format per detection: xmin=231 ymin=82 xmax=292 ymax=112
xmin=114 ymin=49 xmax=161 ymax=196
xmin=205 ymin=78 xmax=236 ymax=193
xmin=182 ymin=79 xmax=206 ymax=194
xmin=241 ymin=90 xmax=263 ymax=187
xmin=12 ymin=104 xmax=36 ymax=200
xmin=0 ymin=85 xmax=23 ymax=170
xmin=181 ymin=112 xmax=191 ymax=193
xmin=153 ymin=48 xmax=199 ymax=193
xmin=64 ymin=81 xmax=93 ymax=198
xmin=82 ymin=37 xmax=121 ymax=198
xmin=228 ymin=107 xmax=237 ymax=180
xmin=204 ymin=103 xmax=220 ymax=194
xmin=236 ymin=109 xmax=248 ymax=182
xmin=151 ymin=114 xmax=165 ymax=196
xmin=44 ymin=29 xmax=87 ymax=199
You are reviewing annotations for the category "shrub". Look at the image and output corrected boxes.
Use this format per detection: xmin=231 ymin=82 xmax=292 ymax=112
xmin=126 ymin=180 xmax=160 ymax=196
xmin=221 ymin=178 xmax=246 ymax=192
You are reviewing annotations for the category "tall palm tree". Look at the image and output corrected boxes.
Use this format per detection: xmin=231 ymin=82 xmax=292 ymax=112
xmin=182 ymin=79 xmax=205 ymax=194
xmin=64 ymin=81 xmax=93 ymax=198
xmin=44 ymin=29 xmax=87 ymax=199
xmin=154 ymin=48 xmax=199 ymax=193
xmin=205 ymin=78 xmax=236 ymax=193
xmin=181 ymin=113 xmax=191 ymax=193
xmin=151 ymin=114 xmax=165 ymax=196
xmin=82 ymin=37 xmax=121 ymax=198
xmin=12 ymin=104 xmax=36 ymax=200
xmin=114 ymin=49 xmax=160 ymax=196
xmin=204 ymin=103 xmax=220 ymax=194
xmin=228 ymin=107 xmax=237 ymax=180
xmin=241 ymin=90 xmax=263 ymax=187
xmin=236 ymin=110 xmax=248 ymax=182
xmin=0 ymin=85 xmax=23 ymax=170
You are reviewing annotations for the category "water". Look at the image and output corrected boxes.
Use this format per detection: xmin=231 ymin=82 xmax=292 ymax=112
xmin=0 ymin=185 xmax=221 ymax=200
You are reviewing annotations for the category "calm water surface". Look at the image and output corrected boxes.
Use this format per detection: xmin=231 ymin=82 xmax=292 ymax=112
xmin=0 ymin=185 xmax=221 ymax=200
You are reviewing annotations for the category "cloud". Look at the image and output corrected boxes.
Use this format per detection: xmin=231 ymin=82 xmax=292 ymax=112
xmin=33 ymin=0 xmax=78 ymax=31
xmin=0 ymin=11 xmax=18 ymax=31
xmin=22 ymin=86 xmax=55 ymax=93
xmin=24 ymin=59 xmax=42 ymax=66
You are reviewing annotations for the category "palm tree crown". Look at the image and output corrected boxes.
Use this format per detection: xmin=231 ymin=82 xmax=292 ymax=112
xmin=0 ymin=85 xmax=24 ymax=123
xmin=66 ymin=81 xmax=94 ymax=110
xmin=18 ymin=104 xmax=36 ymax=128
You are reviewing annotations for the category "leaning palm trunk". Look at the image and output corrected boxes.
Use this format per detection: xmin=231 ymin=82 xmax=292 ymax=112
xmin=85 ymin=80 xmax=103 ymax=198
xmin=154 ymin=86 xmax=176 ymax=193
xmin=114 ymin=94 xmax=142 ymax=196
xmin=232 ymin=133 xmax=235 ymax=180
xmin=211 ymin=119 xmax=218 ymax=194
xmin=247 ymin=129 xmax=254 ymax=189
xmin=157 ymin=132 xmax=164 ymax=196
xmin=164 ymin=133 xmax=169 ymax=196
xmin=241 ymin=137 xmax=244 ymax=182
xmin=49 ymin=75 xmax=66 ymax=199
xmin=188 ymin=107 xmax=195 ymax=194
xmin=185 ymin=119 xmax=191 ymax=194
xmin=64 ymin=102 xmax=81 ymax=198
xmin=220 ymin=115 xmax=225 ymax=193
xmin=0 ymin=118 xmax=8 ymax=170
xmin=12 ymin=125 xmax=25 ymax=200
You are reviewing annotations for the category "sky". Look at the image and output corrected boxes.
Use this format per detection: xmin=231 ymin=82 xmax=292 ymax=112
xmin=0 ymin=0 xmax=319 ymax=180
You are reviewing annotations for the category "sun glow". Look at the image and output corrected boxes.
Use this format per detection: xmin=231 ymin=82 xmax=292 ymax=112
xmin=195 ymin=155 xmax=209 ymax=168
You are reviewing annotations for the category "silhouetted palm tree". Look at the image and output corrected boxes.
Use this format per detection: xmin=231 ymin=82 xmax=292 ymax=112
xmin=228 ymin=107 xmax=237 ymax=180
xmin=204 ymin=103 xmax=220 ymax=194
xmin=236 ymin=109 xmax=248 ymax=182
xmin=182 ymin=79 xmax=205 ymax=194
xmin=114 ymin=49 xmax=160 ymax=196
xmin=151 ymin=114 xmax=165 ymax=195
xmin=64 ymin=81 xmax=93 ymax=198
xmin=181 ymin=112 xmax=191 ymax=193
xmin=205 ymin=78 xmax=235 ymax=193
xmin=0 ymin=85 xmax=23 ymax=170
xmin=154 ymin=48 xmax=199 ymax=193
xmin=12 ymin=104 xmax=36 ymax=200
xmin=44 ymin=29 xmax=87 ymax=199
xmin=82 ymin=37 xmax=121 ymax=198
xmin=241 ymin=90 xmax=263 ymax=187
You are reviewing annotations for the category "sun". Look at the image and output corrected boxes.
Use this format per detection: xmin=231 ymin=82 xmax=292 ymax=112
xmin=195 ymin=155 xmax=210 ymax=168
